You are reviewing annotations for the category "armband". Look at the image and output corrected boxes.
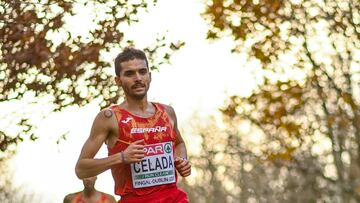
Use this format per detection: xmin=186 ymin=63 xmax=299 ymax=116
xmin=120 ymin=151 xmax=125 ymax=163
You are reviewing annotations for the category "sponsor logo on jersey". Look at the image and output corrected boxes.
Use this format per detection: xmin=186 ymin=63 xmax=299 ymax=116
xmin=121 ymin=117 xmax=133 ymax=123
xmin=131 ymin=126 xmax=167 ymax=134
xmin=143 ymin=143 xmax=172 ymax=156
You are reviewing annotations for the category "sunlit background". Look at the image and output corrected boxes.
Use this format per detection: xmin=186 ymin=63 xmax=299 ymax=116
xmin=1 ymin=0 xmax=360 ymax=202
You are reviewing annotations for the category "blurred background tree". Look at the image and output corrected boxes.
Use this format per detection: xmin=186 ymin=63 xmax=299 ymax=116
xmin=0 ymin=153 xmax=39 ymax=203
xmin=181 ymin=0 xmax=360 ymax=202
xmin=0 ymin=0 xmax=183 ymax=200
xmin=0 ymin=0 xmax=184 ymax=154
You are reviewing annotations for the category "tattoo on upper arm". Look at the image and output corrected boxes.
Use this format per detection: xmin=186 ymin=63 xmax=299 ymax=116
xmin=104 ymin=109 xmax=113 ymax=118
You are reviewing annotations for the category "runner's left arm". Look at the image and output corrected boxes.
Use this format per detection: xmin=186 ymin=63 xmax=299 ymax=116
xmin=166 ymin=105 xmax=191 ymax=177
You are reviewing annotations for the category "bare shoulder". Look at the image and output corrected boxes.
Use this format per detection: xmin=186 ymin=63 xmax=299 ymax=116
xmin=160 ymin=104 xmax=178 ymax=129
xmin=103 ymin=192 xmax=117 ymax=203
xmin=63 ymin=193 xmax=76 ymax=203
xmin=161 ymin=104 xmax=184 ymax=143
xmin=97 ymin=107 xmax=116 ymax=120
xmin=162 ymin=104 xmax=176 ymax=118
xmin=93 ymin=107 xmax=117 ymax=127
xmin=86 ymin=107 xmax=118 ymax=143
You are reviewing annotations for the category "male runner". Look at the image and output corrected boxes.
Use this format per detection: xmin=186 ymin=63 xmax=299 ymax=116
xmin=63 ymin=176 xmax=116 ymax=203
xmin=75 ymin=47 xmax=191 ymax=203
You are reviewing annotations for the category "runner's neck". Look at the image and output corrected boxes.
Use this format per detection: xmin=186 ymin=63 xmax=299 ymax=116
xmin=83 ymin=188 xmax=97 ymax=197
xmin=120 ymin=101 xmax=155 ymax=118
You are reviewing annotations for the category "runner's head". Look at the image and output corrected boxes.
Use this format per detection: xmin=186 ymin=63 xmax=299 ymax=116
xmin=82 ymin=176 xmax=97 ymax=189
xmin=114 ymin=47 xmax=149 ymax=76
xmin=114 ymin=48 xmax=151 ymax=100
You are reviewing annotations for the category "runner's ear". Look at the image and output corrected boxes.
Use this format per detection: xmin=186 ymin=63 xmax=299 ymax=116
xmin=115 ymin=76 xmax=122 ymax=86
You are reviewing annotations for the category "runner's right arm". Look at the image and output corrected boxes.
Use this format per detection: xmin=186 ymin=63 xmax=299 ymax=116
xmin=75 ymin=109 xmax=145 ymax=179
xmin=75 ymin=109 xmax=123 ymax=179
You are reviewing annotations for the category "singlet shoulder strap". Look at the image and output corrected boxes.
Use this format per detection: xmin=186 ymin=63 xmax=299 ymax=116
xmin=72 ymin=192 xmax=110 ymax=203
xmin=110 ymin=105 xmax=123 ymax=122
xmin=73 ymin=192 xmax=82 ymax=203
xmin=99 ymin=193 xmax=108 ymax=202
xmin=152 ymin=102 xmax=166 ymax=112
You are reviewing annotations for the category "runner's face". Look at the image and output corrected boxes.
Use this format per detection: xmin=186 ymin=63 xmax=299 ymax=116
xmin=116 ymin=59 xmax=151 ymax=100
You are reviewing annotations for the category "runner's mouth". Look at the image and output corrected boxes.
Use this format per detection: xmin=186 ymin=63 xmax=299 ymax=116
xmin=132 ymin=84 xmax=145 ymax=89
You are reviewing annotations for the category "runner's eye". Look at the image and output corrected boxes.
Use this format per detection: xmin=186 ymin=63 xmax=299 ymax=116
xmin=124 ymin=71 xmax=134 ymax=76
xmin=139 ymin=69 xmax=148 ymax=75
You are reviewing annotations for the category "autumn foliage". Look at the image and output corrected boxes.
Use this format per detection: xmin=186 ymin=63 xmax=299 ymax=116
xmin=183 ymin=0 xmax=360 ymax=202
xmin=0 ymin=0 xmax=184 ymax=152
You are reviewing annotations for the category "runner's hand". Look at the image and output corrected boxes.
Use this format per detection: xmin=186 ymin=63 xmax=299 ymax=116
xmin=175 ymin=157 xmax=191 ymax=177
xmin=123 ymin=139 xmax=145 ymax=164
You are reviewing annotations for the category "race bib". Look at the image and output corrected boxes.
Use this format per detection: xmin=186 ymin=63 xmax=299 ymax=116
xmin=131 ymin=142 xmax=176 ymax=188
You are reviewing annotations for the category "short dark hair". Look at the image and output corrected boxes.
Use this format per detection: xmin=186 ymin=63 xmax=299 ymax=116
xmin=114 ymin=47 xmax=149 ymax=76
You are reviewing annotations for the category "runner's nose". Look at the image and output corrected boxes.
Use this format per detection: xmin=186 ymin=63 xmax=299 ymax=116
xmin=134 ymin=72 xmax=142 ymax=81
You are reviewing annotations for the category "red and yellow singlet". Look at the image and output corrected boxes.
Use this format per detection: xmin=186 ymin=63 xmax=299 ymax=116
xmin=108 ymin=103 xmax=179 ymax=200
xmin=72 ymin=192 xmax=110 ymax=203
